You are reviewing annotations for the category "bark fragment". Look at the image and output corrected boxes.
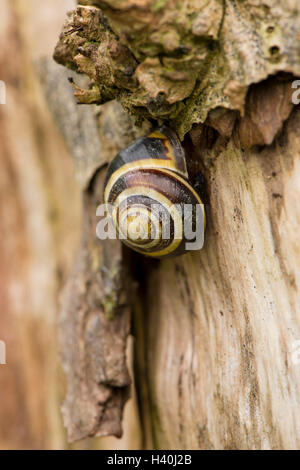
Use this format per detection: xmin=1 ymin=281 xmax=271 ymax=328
xmin=235 ymin=75 xmax=295 ymax=149
xmin=39 ymin=59 xmax=150 ymax=441
xmin=59 ymin=172 xmax=131 ymax=441
xmin=54 ymin=1 xmax=300 ymax=138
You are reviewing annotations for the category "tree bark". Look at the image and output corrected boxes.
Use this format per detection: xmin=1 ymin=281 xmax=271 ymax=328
xmin=0 ymin=0 xmax=141 ymax=450
xmin=53 ymin=0 xmax=300 ymax=449
xmin=0 ymin=0 xmax=80 ymax=449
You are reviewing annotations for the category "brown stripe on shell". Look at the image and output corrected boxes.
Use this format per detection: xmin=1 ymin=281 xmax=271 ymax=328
xmin=107 ymin=168 xmax=200 ymax=207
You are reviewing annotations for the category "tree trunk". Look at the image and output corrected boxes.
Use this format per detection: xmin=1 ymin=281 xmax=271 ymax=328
xmin=13 ymin=0 xmax=300 ymax=450
xmin=0 ymin=0 xmax=80 ymax=449
xmin=134 ymin=105 xmax=300 ymax=450
xmin=0 ymin=0 xmax=140 ymax=450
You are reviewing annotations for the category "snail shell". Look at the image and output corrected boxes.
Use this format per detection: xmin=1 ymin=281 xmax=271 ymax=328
xmin=104 ymin=126 xmax=205 ymax=258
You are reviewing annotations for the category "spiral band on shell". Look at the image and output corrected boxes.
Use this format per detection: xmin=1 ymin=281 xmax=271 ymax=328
xmin=104 ymin=127 xmax=206 ymax=258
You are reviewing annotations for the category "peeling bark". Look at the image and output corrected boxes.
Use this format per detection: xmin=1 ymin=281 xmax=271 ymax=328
xmin=39 ymin=60 xmax=149 ymax=442
xmin=54 ymin=1 xmax=300 ymax=137
xmin=59 ymin=171 xmax=131 ymax=441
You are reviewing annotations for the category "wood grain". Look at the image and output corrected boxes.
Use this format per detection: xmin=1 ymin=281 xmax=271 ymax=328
xmin=135 ymin=106 xmax=300 ymax=449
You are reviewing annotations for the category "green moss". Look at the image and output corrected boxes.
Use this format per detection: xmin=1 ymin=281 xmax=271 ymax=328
xmin=104 ymin=296 xmax=116 ymax=321
xmin=152 ymin=0 xmax=166 ymax=13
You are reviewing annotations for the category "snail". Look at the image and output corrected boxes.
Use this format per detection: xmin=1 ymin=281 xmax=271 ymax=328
xmin=103 ymin=126 xmax=206 ymax=258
